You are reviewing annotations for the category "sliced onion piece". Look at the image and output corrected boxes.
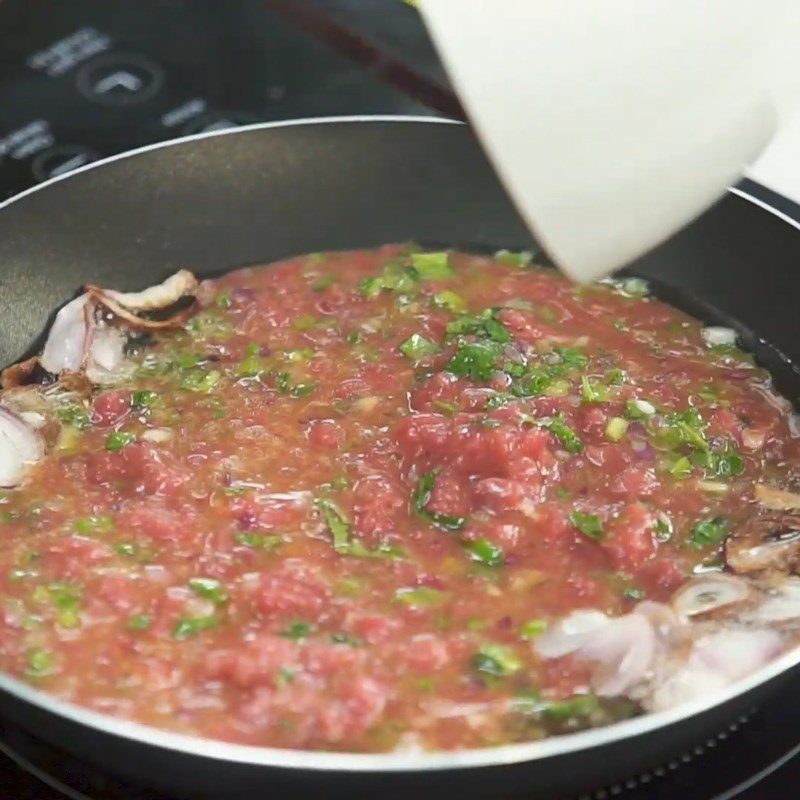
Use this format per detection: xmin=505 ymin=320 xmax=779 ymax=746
xmin=0 ymin=406 xmax=44 ymax=487
xmin=85 ymin=327 xmax=132 ymax=385
xmin=701 ymin=326 xmax=737 ymax=347
xmin=101 ymin=269 xmax=197 ymax=311
xmin=88 ymin=270 xmax=198 ymax=329
xmin=534 ymin=608 xmax=659 ymax=696
xmin=40 ymin=294 xmax=92 ymax=374
xmin=670 ymin=575 xmax=751 ymax=618
xmin=750 ymin=578 xmax=800 ymax=623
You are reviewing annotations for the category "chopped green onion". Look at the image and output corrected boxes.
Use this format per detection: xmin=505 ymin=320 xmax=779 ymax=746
xmin=687 ymin=516 xmax=730 ymax=549
xmin=395 ymin=587 xmax=447 ymax=606
xmin=132 ymin=390 xmax=158 ymax=408
xmin=127 ymin=614 xmax=152 ymax=631
xmin=173 ymin=615 xmax=219 ymax=640
xmin=410 ymin=251 xmax=453 ymax=280
xmin=331 ymin=632 xmax=363 ymax=646
xmin=281 ymin=621 xmax=315 ymax=640
xmin=464 ymin=537 xmax=503 ymax=566
xmin=412 ymin=470 xmax=466 ymax=531
xmin=625 ymin=398 xmax=656 ymax=419
xmin=605 ymin=417 xmax=628 ymax=442
xmin=580 ymin=376 xmax=610 ymax=403
xmin=399 ymin=333 xmax=438 ymax=363
xmin=669 ymin=456 xmax=693 ymax=479
xmin=234 ymin=532 xmax=282 ymax=549
xmin=316 ymin=498 xmax=351 ymax=554
xmin=180 ymin=368 xmax=222 ymax=393
xmin=471 ymin=643 xmax=522 ymax=678
xmin=74 ymin=515 xmax=113 ymax=535
xmin=570 ymin=511 xmax=603 ymax=540
xmin=57 ymin=404 xmax=91 ymax=430
xmin=548 ymin=415 xmax=584 ymax=453
xmin=188 ymin=577 xmax=228 ymax=605
xmin=519 ymin=619 xmax=548 ymax=639
xmin=432 ymin=290 xmax=466 ymax=312
xmin=105 ymin=431 xmax=135 ymax=451
xmin=494 ymin=249 xmax=534 ymax=268
xmin=26 ymin=648 xmax=54 ymax=678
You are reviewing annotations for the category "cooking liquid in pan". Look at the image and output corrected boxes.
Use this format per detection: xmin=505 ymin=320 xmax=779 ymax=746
xmin=1 ymin=245 xmax=799 ymax=755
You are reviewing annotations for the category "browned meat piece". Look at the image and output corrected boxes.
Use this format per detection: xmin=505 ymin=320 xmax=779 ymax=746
xmin=725 ymin=512 xmax=800 ymax=574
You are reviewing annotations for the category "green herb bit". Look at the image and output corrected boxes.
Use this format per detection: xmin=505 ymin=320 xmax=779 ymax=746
xmin=689 ymin=445 xmax=744 ymax=478
xmin=613 ymin=319 xmax=628 ymax=331
xmin=539 ymin=694 xmax=600 ymax=720
xmin=127 ymin=614 xmax=152 ymax=631
xmin=548 ymin=415 xmax=584 ymax=453
xmin=447 ymin=340 xmax=502 ymax=382
xmin=625 ymin=398 xmax=656 ymax=419
xmin=445 ymin=309 xmax=511 ymax=344
xmin=26 ymin=648 xmax=54 ymax=679
xmin=494 ymin=249 xmax=534 ymax=268
xmin=464 ymin=538 xmax=503 ymax=566
xmin=570 ymin=511 xmax=603 ymax=540
xmin=622 ymin=586 xmax=646 ymax=601
xmin=432 ymin=290 xmax=466 ymax=313
xmin=412 ymin=470 xmax=466 ymax=532
xmin=214 ymin=291 xmax=231 ymax=309
xmin=654 ymin=408 xmax=707 ymax=452
xmin=669 ymin=455 xmax=693 ymax=480
xmin=605 ymin=417 xmax=628 ymax=442
xmin=132 ymin=390 xmax=158 ymax=408
xmin=281 ymin=620 xmax=315 ymax=640
xmin=312 ymin=274 xmax=336 ymax=292
xmin=399 ymin=333 xmax=438 ymax=363
xmin=173 ymin=615 xmax=219 ymax=640
xmin=188 ymin=577 xmax=228 ymax=605
xmin=580 ymin=376 xmax=611 ymax=404
xmin=471 ymin=643 xmax=522 ymax=678
xmin=105 ymin=431 xmax=136 ymax=452
xmin=316 ymin=498 xmax=351 ymax=554
xmin=57 ymin=403 xmax=91 ymax=430
xmin=519 ymin=619 xmax=548 ymax=639
xmin=654 ymin=516 xmax=673 ymax=542
xmin=180 ymin=368 xmax=222 ymax=393
xmin=410 ymin=251 xmax=454 ymax=280
xmin=74 ymin=514 xmax=114 ymax=535
xmin=234 ymin=531 xmax=282 ymax=550
xmin=605 ymin=368 xmax=627 ymax=385
xmin=395 ymin=587 xmax=447 ymax=607
xmin=237 ymin=344 xmax=265 ymax=378
xmin=687 ymin=516 xmax=730 ymax=549
xmin=616 ymin=277 xmax=649 ymax=298
xmin=346 ymin=540 xmax=404 ymax=560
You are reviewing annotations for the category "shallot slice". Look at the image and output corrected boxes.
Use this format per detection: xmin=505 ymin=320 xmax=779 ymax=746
xmin=701 ymin=326 xmax=737 ymax=347
xmin=85 ymin=327 xmax=131 ymax=385
xmin=755 ymin=484 xmax=800 ymax=511
xmin=0 ymin=406 xmax=44 ymax=487
xmin=749 ymin=578 xmax=800 ymax=623
xmin=88 ymin=270 xmax=198 ymax=329
xmin=534 ymin=607 xmax=660 ymax=696
xmin=40 ymin=294 xmax=92 ymax=374
xmin=670 ymin=574 xmax=751 ymax=618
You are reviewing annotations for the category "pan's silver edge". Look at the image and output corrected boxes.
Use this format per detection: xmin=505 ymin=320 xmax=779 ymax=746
xmin=729 ymin=185 xmax=800 ymax=232
xmin=0 ymin=115 xmax=460 ymax=212
xmin=0 ymin=116 xmax=798 ymax=773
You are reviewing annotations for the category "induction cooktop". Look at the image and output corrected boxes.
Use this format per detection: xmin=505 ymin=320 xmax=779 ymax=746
xmin=0 ymin=1 xmax=798 ymax=798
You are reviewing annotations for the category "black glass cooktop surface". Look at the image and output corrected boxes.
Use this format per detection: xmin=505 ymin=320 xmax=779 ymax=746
xmin=0 ymin=1 xmax=798 ymax=798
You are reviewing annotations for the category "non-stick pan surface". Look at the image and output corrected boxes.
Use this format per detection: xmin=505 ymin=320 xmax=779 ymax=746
xmin=0 ymin=118 xmax=799 ymax=799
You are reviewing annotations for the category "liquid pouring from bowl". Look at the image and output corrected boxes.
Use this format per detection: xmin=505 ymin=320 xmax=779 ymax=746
xmin=418 ymin=0 xmax=800 ymax=281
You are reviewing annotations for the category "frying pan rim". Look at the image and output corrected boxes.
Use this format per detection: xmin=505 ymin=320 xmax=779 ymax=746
xmin=0 ymin=116 xmax=798 ymax=773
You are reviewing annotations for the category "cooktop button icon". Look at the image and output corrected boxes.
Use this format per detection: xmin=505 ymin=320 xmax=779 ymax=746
xmin=181 ymin=111 xmax=259 ymax=136
xmin=76 ymin=54 xmax=163 ymax=106
xmin=31 ymin=145 xmax=99 ymax=181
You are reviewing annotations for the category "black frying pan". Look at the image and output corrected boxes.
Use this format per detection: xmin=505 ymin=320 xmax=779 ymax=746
xmin=1 ymin=118 xmax=800 ymax=800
